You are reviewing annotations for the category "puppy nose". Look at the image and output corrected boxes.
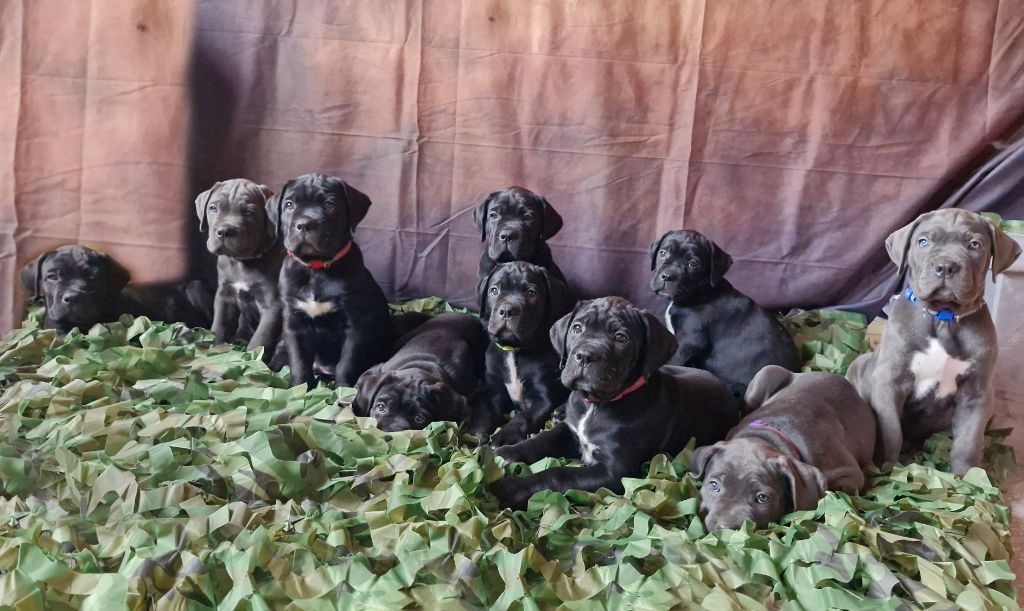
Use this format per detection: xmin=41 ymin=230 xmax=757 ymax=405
xmin=933 ymin=261 xmax=960 ymax=278
xmin=215 ymin=226 xmax=237 ymax=239
xmin=498 ymin=229 xmax=519 ymax=243
xmin=573 ymin=349 xmax=596 ymax=365
xmin=295 ymin=220 xmax=319 ymax=232
xmin=659 ymin=271 xmax=677 ymax=283
xmin=60 ymin=291 xmax=80 ymax=305
xmin=496 ymin=304 xmax=520 ymax=319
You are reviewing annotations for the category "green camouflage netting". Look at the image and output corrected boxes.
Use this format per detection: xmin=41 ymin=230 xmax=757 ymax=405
xmin=0 ymin=305 xmax=1017 ymax=610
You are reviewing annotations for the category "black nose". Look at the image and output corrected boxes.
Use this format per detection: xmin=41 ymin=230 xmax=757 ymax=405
xmin=60 ymin=291 xmax=80 ymax=305
xmin=295 ymin=220 xmax=319 ymax=232
xmin=659 ymin=271 xmax=677 ymax=283
xmin=933 ymin=261 xmax=961 ymax=278
xmin=498 ymin=229 xmax=519 ymax=243
xmin=573 ymin=348 xmax=596 ymax=366
xmin=215 ymin=226 xmax=237 ymax=239
xmin=496 ymin=304 xmax=520 ymax=319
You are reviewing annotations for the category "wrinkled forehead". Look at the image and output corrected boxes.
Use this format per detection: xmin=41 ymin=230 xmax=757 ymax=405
xmin=573 ymin=299 xmax=641 ymax=331
xmin=915 ymin=210 xmax=990 ymax=244
xmin=213 ymin=180 xmax=267 ymax=207
xmin=491 ymin=190 xmax=539 ymax=215
xmin=289 ymin=175 xmax=340 ymax=201
xmin=663 ymin=231 xmax=706 ymax=254
xmin=49 ymin=247 xmax=104 ymax=273
xmin=492 ymin=263 xmax=541 ymax=287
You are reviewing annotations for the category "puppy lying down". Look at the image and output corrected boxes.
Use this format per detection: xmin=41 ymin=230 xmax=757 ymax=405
xmin=689 ymin=366 xmax=876 ymax=531
xmin=490 ymin=296 xmax=739 ymax=510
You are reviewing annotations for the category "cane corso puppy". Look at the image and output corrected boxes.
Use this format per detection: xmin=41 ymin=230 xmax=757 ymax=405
xmin=477 ymin=261 xmax=572 ymax=447
xmin=20 ymin=245 xmax=212 ymax=334
xmin=490 ymin=296 xmax=739 ymax=510
xmin=271 ymin=173 xmax=393 ymax=387
xmin=690 ymin=366 xmax=876 ymax=531
xmin=196 ymin=179 xmax=284 ymax=358
xmin=353 ymin=313 xmax=488 ymax=433
xmin=847 ymin=209 xmax=1021 ymax=474
xmin=472 ymin=186 xmax=566 ymax=282
xmin=650 ymin=229 xmax=800 ymax=395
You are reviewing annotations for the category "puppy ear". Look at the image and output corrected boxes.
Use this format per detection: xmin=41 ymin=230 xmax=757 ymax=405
xmin=476 ymin=267 xmax=499 ymax=320
xmin=770 ymin=455 xmax=826 ymax=512
xmin=20 ymin=251 xmax=54 ymax=299
xmin=257 ymin=184 xmax=277 ymax=242
xmin=688 ymin=442 xmax=725 ymax=480
xmin=985 ymin=218 xmax=1022 ymax=281
xmin=885 ymin=214 xmax=927 ymax=276
xmin=539 ymin=196 xmax=563 ymax=240
xmin=194 ymin=182 xmax=221 ymax=232
xmin=353 ymin=365 xmax=386 ymax=417
xmin=100 ymin=252 xmax=131 ymax=292
xmin=707 ymin=239 xmax=734 ymax=287
xmin=339 ymin=181 xmax=373 ymax=230
xmin=472 ymin=192 xmax=500 ymax=242
xmin=649 ymin=233 xmax=668 ymax=271
xmin=549 ymin=305 xmax=579 ymax=366
xmin=743 ymin=365 xmax=796 ymax=411
xmin=639 ymin=310 xmax=679 ymax=377
xmin=266 ymin=180 xmax=293 ymax=238
xmin=540 ymin=267 xmax=571 ymax=323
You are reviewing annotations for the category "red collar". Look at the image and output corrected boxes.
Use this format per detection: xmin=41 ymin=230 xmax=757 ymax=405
xmin=287 ymin=241 xmax=352 ymax=270
xmin=748 ymin=419 xmax=802 ymax=458
xmin=582 ymin=376 xmax=647 ymax=404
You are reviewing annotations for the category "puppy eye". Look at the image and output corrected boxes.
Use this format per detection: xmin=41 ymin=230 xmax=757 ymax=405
xmin=489 ymin=286 xmax=499 ymax=296
xmin=522 ymin=212 xmax=534 ymax=221
xmin=488 ymin=211 xmax=498 ymax=220
xmin=414 ymin=412 xmax=428 ymax=425
xmin=613 ymin=332 xmax=628 ymax=343
xmin=686 ymin=260 xmax=698 ymax=269
xmin=208 ymin=205 xmax=218 ymax=213
xmin=917 ymin=237 xmax=930 ymax=248
xmin=45 ymin=272 xmax=58 ymax=281
xmin=374 ymin=402 xmax=387 ymax=414
xmin=284 ymin=201 xmax=295 ymax=210
xmin=707 ymin=480 xmax=720 ymax=493
xmin=968 ymin=239 xmax=982 ymax=251
xmin=324 ymin=201 xmax=335 ymax=211
xmin=658 ymin=249 xmax=669 ymax=259
xmin=526 ymin=288 xmax=538 ymax=298
xmin=755 ymin=493 xmax=770 ymax=504
xmin=571 ymin=322 xmax=583 ymax=334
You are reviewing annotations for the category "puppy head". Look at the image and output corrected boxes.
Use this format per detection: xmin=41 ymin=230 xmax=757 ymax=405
xmin=549 ymin=296 xmax=677 ymax=402
xmin=886 ymin=208 xmax=1022 ymax=316
xmin=195 ymin=179 xmax=276 ymax=258
xmin=354 ymin=367 xmax=467 ymax=432
xmin=477 ymin=261 xmax=570 ymax=348
xmin=268 ymin=173 xmax=372 ymax=262
xmin=649 ymin=230 xmax=733 ymax=304
xmin=689 ymin=438 xmax=826 ymax=531
xmin=472 ymin=186 xmax=563 ymax=262
xmin=20 ymin=245 xmax=130 ymax=332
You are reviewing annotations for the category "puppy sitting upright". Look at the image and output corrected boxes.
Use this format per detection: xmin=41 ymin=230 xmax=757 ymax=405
xmin=272 ymin=173 xmax=393 ymax=387
xmin=477 ymin=261 xmax=572 ymax=447
xmin=490 ymin=296 xmax=739 ymax=510
xmin=650 ymin=229 xmax=800 ymax=395
xmin=21 ymin=245 xmax=212 ymax=333
xmin=472 ymin=186 xmax=566 ymax=282
xmin=195 ymin=179 xmax=284 ymax=357
xmin=847 ymin=209 xmax=1021 ymax=474
xmin=354 ymin=313 xmax=488 ymax=433
xmin=690 ymin=366 xmax=876 ymax=531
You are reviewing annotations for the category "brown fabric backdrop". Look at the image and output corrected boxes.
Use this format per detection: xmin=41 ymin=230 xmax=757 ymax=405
xmin=4 ymin=0 xmax=1024 ymax=333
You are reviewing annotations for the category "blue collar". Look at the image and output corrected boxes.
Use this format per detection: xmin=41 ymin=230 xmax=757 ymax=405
xmin=902 ymin=287 xmax=961 ymax=322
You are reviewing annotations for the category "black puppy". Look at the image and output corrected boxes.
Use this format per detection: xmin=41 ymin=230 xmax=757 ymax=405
xmin=20 ymin=245 xmax=213 ymax=333
xmin=477 ymin=261 xmax=572 ymax=447
xmin=491 ymin=296 xmax=739 ymax=510
xmin=271 ymin=173 xmax=393 ymax=387
xmin=353 ymin=313 xmax=488 ymax=432
xmin=196 ymin=178 xmax=284 ymax=358
xmin=650 ymin=230 xmax=801 ymax=395
xmin=472 ymin=186 xmax=566 ymax=282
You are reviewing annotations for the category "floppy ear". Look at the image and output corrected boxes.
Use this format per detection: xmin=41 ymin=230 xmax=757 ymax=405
xmin=649 ymin=233 xmax=669 ymax=271
xmin=885 ymin=214 xmax=928 ymax=276
xmin=540 ymin=268 xmax=571 ymax=323
xmin=99 ymin=253 xmax=131 ymax=292
xmin=194 ymin=182 xmax=221 ymax=232
xmin=266 ymin=180 xmax=293 ymax=238
xmin=985 ymin=218 xmax=1022 ymax=281
xmin=707 ymin=239 xmax=734 ymax=287
xmin=549 ymin=306 xmax=578 ymax=366
xmin=743 ymin=365 xmax=796 ymax=411
xmin=256 ymin=184 xmax=276 ymax=242
xmin=476 ymin=268 xmax=498 ymax=319
xmin=688 ymin=442 xmax=726 ymax=480
xmin=430 ymin=382 xmax=469 ymax=422
xmin=352 ymin=365 xmax=386 ymax=416
xmin=639 ymin=310 xmax=679 ymax=377
xmin=770 ymin=455 xmax=826 ymax=512
xmin=539 ymin=196 xmax=563 ymax=240
xmin=20 ymin=251 xmax=54 ymax=299
xmin=472 ymin=192 xmax=500 ymax=242
xmin=338 ymin=180 xmax=373 ymax=230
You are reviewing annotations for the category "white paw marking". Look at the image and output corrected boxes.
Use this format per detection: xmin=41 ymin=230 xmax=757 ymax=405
xmin=910 ymin=338 xmax=971 ymax=400
xmin=504 ymin=351 xmax=525 ymax=404
xmin=295 ymin=297 xmax=335 ymax=318
xmin=231 ymin=281 xmax=250 ymax=292
xmin=568 ymin=405 xmax=598 ymax=464
xmin=665 ymin=304 xmax=675 ymax=336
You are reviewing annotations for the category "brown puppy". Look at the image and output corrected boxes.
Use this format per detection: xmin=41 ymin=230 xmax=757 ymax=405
xmin=690 ymin=366 xmax=875 ymax=531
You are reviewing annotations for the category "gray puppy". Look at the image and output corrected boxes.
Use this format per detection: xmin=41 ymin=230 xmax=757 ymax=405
xmin=195 ymin=179 xmax=284 ymax=358
xmin=847 ymin=209 xmax=1021 ymax=474
xmin=690 ymin=366 xmax=876 ymax=531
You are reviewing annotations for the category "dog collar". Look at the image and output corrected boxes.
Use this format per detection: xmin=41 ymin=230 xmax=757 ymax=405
xmin=287 ymin=241 xmax=352 ymax=270
xmin=582 ymin=376 xmax=647 ymax=404
xmin=495 ymin=342 xmax=520 ymax=352
xmin=903 ymin=287 xmax=981 ymax=323
xmin=748 ymin=419 xmax=802 ymax=459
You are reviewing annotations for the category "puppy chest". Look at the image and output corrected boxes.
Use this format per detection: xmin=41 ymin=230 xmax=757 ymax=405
xmin=503 ymin=352 xmax=526 ymax=404
xmin=567 ymin=406 xmax=600 ymax=465
xmin=293 ymin=287 xmax=338 ymax=319
xmin=910 ymin=338 xmax=972 ymax=400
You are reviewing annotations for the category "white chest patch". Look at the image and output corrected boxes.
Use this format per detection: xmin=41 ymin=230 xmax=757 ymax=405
xmin=231 ymin=280 xmax=250 ymax=292
xmin=909 ymin=338 xmax=971 ymax=400
xmin=665 ymin=304 xmax=675 ymax=336
xmin=568 ymin=405 xmax=599 ymax=464
xmin=295 ymin=297 xmax=335 ymax=318
xmin=503 ymin=351 xmax=525 ymax=404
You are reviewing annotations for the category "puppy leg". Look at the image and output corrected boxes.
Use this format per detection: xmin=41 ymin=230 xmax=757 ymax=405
xmin=867 ymin=371 xmax=909 ymax=466
xmin=284 ymin=315 xmax=315 ymax=386
xmin=493 ymin=422 xmax=578 ymax=464
xmin=212 ymin=287 xmax=240 ymax=344
xmin=949 ymin=383 xmax=990 ymax=475
xmin=491 ymin=395 xmax=558 ymax=448
xmin=491 ymin=463 xmax=624 ymax=510
xmin=247 ymin=300 xmax=282 ymax=361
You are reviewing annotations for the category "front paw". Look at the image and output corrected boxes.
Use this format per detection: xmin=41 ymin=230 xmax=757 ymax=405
xmin=490 ymin=476 xmax=530 ymax=510
xmin=489 ymin=424 xmax=527 ymax=449
xmin=493 ymin=444 xmax=524 ymax=464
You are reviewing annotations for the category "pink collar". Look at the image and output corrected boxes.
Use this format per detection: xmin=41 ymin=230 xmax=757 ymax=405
xmin=287 ymin=241 xmax=352 ymax=270
xmin=748 ymin=419 xmax=801 ymax=458
xmin=582 ymin=376 xmax=647 ymax=404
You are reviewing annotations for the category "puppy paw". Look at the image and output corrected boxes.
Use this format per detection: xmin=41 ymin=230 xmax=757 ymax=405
xmin=490 ymin=477 xmax=529 ymax=510
xmin=492 ymin=445 xmax=523 ymax=464
xmin=489 ymin=426 xmax=526 ymax=449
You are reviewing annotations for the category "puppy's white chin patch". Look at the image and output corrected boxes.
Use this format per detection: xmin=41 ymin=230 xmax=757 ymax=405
xmin=910 ymin=338 xmax=971 ymax=399
xmin=504 ymin=352 xmax=525 ymax=404
xmin=295 ymin=297 xmax=335 ymax=318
